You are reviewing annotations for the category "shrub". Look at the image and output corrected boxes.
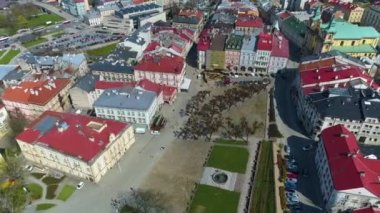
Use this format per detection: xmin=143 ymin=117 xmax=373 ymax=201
xmin=42 ymin=176 xmax=64 ymax=185
xmin=279 ymin=186 xmax=286 ymax=210
xmin=46 ymin=184 xmax=58 ymax=199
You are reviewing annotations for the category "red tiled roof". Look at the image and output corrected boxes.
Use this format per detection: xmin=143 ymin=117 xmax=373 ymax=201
xmin=321 ymin=125 xmax=380 ymax=197
xmin=137 ymin=78 xmax=176 ymax=97
xmin=95 ymin=81 xmax=136 ymax=90
xmin=235 ymin=15 xmax=264 ymax=28
xmin=1 ymin=80 xmax=70 ymax=106
xmin=135 ymin=54 xmax=185 ymax=74
xmin=278 ymin=11 xmax=293 ymax=20
xmin=300 ymin=58 xmax=339 ymax=72
xmin=178 ymin=9 xmax=204 ymax=21
xmin=328 ymin=0 xmax=358 ymax=11
xmin=197 ymin=28 xmax=212 ymax=51
xmin=16 ymin=111 xmax=129 ymax=162
xmin=300 ymin=65 xmax=379 ymax=89
xmin=354 ymin=207 xmax=380 ymax=213
xmin=257 ymin=32 xmax=272 ymax=51
xmin=271 ymin=33 xmax=289 ymax=58
xmin=144 ymin=41 xmax=160 ymax=53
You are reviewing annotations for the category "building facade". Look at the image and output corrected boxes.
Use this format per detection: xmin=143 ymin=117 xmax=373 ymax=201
xmin=134 ymin=53 xmax=186 ymax=90
xmin=2 ymin=80 xmax=72 ymax=121
xmin=362 ymin=5 xmax=380 ymax=33
xmin=305 ymin=7 xmax=380 ymax=58
xmin=206 ymin=34 xmax=226 ymax=70
xmin=224 ymin=34 xmax=243 ymax=71
xmin=315 ymin=125 xmax=380 ymax=212
xmin=94 ymin=87 xmax=159 ymax=128
xmin=239 ymin=34 xmax=257 ymax=71
xmin=69 ymin=74 xmax=99 ymax=110
xmin=16 ymin=111 xmax=135 ymax=183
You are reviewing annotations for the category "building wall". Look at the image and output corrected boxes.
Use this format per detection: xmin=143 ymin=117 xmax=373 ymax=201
xmin=139 ymin=12 xmax=166 ymax=27
xmin=239 ymin=50 xmax=256 ymax=70
xmin=198 ymin=50 xmax=206 ymax=70
xmin=69 ymin=88 xmax=94 ymax=110
xmin=133 ymin=67 xmax=186 ymax=91
xmin=0 ymin=107 xmax=10 ymax=137
xmin=92 ymin=71 xmax=135 ymax=82
xmin=255 ymin=50 xmax=271 ymax=73
xmin=280 ymin=22 xmax=305 ymax=48
xmin=94 ymin=97 xmax=159 ymax=128
xmin=268 ymin=56 xmax=288 ymax=73
xmin=86 ymin=16 xmax=103 ymax=26
xmin=208 ymin=50 xmax=225 ymax=70
xmin=225 ymin=49 xmax=241 ymax=70
xmin=362 ymin=6 xmax=380 ymax=33
xmin=17 ymin=126 xmax=135 ymax=183
xmin=3 ymin=83 xmax=72 ymax=121
xmin=346 ymin=7 xmax=364 ymax=23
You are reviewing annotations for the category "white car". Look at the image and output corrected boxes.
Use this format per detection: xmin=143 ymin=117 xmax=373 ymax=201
xmin=76 ymin=181 xmax=84 ymax=189
xmin=25 ymin=165 xmax=33 ymax=172
xmin=286 ymin=178 xmax=298 ymax=184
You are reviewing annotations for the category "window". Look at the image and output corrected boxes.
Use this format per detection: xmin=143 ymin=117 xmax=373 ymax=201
xmin=340 ymin=41 xmax=344 ymax=46
xmin=351 ymin=41 xmax=355 ymax=46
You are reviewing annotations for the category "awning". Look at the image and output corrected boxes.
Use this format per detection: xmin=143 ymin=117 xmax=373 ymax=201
xmin=180 ymin=78 xmax=191 ymax=91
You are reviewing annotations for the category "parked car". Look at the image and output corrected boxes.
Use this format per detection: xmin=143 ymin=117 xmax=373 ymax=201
xmin=302 ymin=168 xmax=309 ymax=178
xmin=286 ymin=178 xmax=298 ymax=184
xmin=76 ymin=181 xmax=84 ymax=189
xmin=285 ymin=189 xmax=296 ymax=193
xmin=284 ymin=145 xmax=290 ymax=154
xmin=287 ymin=164 xmax=298 ymax=171
xmin=285 ymin=182 xmax=297 ymax=190
xmin=302 ymin=144 xmax=313 ymax=151
xmin=25 ymin=165 xmax=33 ymax=172
xmin=287 ymin=172 xmax=299 ymax=179
xmin=286 ymin=192 xmax=299 ymax=199
xmin=287 ymin=196 xmax=300 ymax=205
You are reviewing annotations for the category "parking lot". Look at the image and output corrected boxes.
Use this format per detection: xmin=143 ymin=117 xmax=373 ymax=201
xmin=34 ymin=32 xmax=121 ymax=51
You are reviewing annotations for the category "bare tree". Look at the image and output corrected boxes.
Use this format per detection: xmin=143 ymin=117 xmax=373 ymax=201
xmin=113 ymin=189 xmax=166 ymax=213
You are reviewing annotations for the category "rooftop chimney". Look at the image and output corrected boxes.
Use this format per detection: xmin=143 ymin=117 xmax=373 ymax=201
xmin=360 ymin=171 xmax=366 ymax=177
xmin=340 ymin=133 xmax=348 ymax=138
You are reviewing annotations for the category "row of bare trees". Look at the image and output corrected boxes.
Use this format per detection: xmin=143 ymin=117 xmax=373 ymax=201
xmin=111 ymin=189 xmax=166 ymax=213
xmin=176 ymin=82 xmax=268 ymax=141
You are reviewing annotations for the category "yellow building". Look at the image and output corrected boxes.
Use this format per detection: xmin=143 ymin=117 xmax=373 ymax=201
xmin=16 ymin=111 xmax=136 ymax=183
xmin=305 ymin=7 xmax=380 ymax=58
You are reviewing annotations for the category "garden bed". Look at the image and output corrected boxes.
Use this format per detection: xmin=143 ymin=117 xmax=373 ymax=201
xmin=207 ymin=145 xmax=249 ymax=173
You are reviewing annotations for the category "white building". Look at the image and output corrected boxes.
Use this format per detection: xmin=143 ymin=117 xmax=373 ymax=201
xmin=69 ymin=74 xmax=99 ymax=110
xmin=240 ymin=34 xmax=257 ymax=70
xmin=84 ymin=12 xmax=103 ymax=26
xmin=94 ymin=87 xmax=159 ymax=128
xmin=115 ymin=2 xmax=163 ymax=20
xmin=16 ymin=111 xmax=135 ymax=183
xmin=315 ymin=125 xmax=380 ymax=213
xmin=123 ymin=23 xmax=152 ymax=60
xmin=0 ymin=105 xmax=10 ymax=138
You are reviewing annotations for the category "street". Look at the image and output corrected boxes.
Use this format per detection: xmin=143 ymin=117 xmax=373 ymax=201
xmin=274 ymin=64 xmax=323 ymax=213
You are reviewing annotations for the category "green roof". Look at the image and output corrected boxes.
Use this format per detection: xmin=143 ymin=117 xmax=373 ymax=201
xmin=225 ymin=34 xmax=244 ymax=50
xmin=282 ymin=16 xmax=307 ymax=37
xmin=321 ymin=19 xmax=380 ymax=39
xmin=331 ymin=44 xmax=377 ymax=53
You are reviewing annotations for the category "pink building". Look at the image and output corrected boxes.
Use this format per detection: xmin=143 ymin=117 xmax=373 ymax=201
xmin=224 ymin=33 xmax=244 ymax=71
xmin=134 ymin=53 xmax=186 ymax=91
xmin=1 ymin=79 xmax=72 ymax=121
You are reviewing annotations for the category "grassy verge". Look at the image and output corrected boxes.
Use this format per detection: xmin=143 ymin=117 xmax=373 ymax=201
xmin=57 ymin=185 xmax=75 ymax=201
xmin=51 ymin=31 xmax=66 ymax=38
xmin=214 ymin=139 xmax=247 ymax=146
xmin=0 ymin=50 xmax=6 ymax=58
xmin=42 ymin=176 xmax=64 ymax=185
xmin=36 ymin=203 xmax=56 ymax=211
xmin=207 ymin=145 xmax=249 ymax=173
xmin=27 ymin=183 xmax=43 ymax=200
xmin=250 ymin=141 xmax=276 ymax=213
xmin=190 ymin=185 xmax=240 ymax=213
xmin=0 ymin=49 xmax=20 ymax=64
xmin=22 ymin=37 xmax=48 ymax=48
xmin=28 ymin=14 xmax=64 ymax=28
xmin=86 ymin=43 xmax=117 ymax=57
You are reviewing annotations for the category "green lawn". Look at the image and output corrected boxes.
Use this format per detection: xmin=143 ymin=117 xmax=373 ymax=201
xmin=27 ymin=183 xmax=43 ymax=200
xmin=207 ymin=145 xmax=249 ymax=173
xmin=86 ymin=43 xmax=117 ymax=57
xmin=27 ymin=14 xmax=63 ymax=28
xmin=214 ymin=139 xmax=247 ymax=146
xmin=0 ymin=49 xmax=21 ymax=64
xmin=22 ymin=37 xmax=48 ymax=48
xmin=36 ymin=203 xmax=56 ymax=211
xmin=57 ymin=185 xmax=75 ymax=201
xmin=190 ymin=185 xmax=240 ymax=213
xmin=0 ymin=50 xmax=6 ymax=58
xmin=250 ymin=141 xmax=276 ymax=213
xmin=51 ymin=31 xmax=66 ymax=38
